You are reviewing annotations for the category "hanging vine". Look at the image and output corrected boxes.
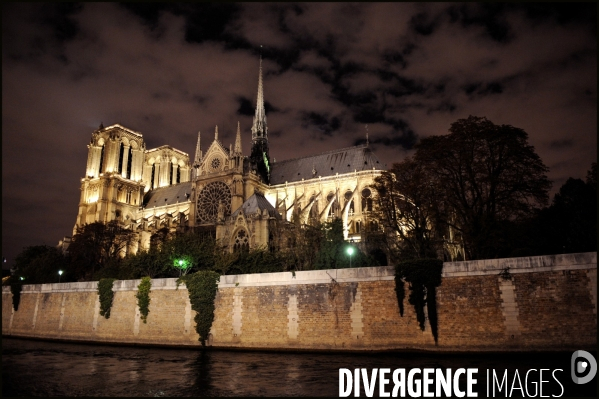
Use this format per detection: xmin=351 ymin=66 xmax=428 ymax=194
xmin=178 ymin=270 xmax=220 ymax=346
xmin=394 ymin=259 xmax=443 ymax=344
xmin=136 ymin=277 xmax=152 ymax=323
xmin=98 ymin=278 xmax=117 ymax=319
xmin=10 ymin=277 xmax=24 ymax=311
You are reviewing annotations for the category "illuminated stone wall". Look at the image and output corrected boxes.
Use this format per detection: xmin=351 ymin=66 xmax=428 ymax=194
xmin=2 ymin=253 xmax=596 ymax=351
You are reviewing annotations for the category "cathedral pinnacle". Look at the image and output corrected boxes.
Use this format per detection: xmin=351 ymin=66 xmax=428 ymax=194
xmin=234 ymin=121 xmax=242 ymax=155
xmin=215 ymin=125 xmax=219 ymax=141
xmin=251 ymin=56 xmax=268 ymax=141
xmin=194 ymin=130 xmax=202 ymax=163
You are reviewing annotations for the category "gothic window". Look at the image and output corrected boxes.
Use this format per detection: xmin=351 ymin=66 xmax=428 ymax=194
xmin=327 ymin=192 xmax=336 ymax=217
xmin=151 ymin=164 xmax=155 ymax=190
xmin=126 ymin=147 xmax=132 ymax=178
xmin=118 ymin=143 xmax=124 ymax=174
xmin=345 ymin=190 xmax=354 ymax=215
xmin=98 ymin=144 xmax=105 ymax=174
xmin=362 ymin=187 xmax=373 ymax=212
xmin=369 ymin=220 xmax=379 ymax=232
xmin=176 ymin=165 xmax=181 ymax=183
xmin=209 ymin=156 xmax=222 ymax=173
xmin=233 ymin=229 xmax=250 ymax=252
xmin=356 ymin=221 xmax=361 ymax=234
xmin=196 ymin=181 xmax=231 ymax=223
xmin=309 ymin=195 xmax=319 ymax=220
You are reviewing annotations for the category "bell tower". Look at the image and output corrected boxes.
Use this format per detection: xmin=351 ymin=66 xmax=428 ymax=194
xmin=74 ymin=124 xmax=146 ymax=234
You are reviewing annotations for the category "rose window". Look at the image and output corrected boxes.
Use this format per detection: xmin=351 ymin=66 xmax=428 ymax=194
xmin=210 ymin=157 xmax=222 ymax=172
xmin=196 ymin=181 xmax=231 ymax=223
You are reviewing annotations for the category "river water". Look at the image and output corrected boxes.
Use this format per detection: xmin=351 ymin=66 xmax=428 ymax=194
xmin=2 ymin=337 xmax=595 ymax=397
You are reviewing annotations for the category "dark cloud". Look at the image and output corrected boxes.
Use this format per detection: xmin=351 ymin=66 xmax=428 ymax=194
xmin=447 ymin=3 xmax=514 ymax=43
xmin=463 ymin=82 xmax=504 ymax=97
xmin=549 ymin=139 xmax=574 ymax=150
xmin=300 ymin=112 xmax=341 ymax=136
xmin=2 ymin=3 xmax=596 ymax=266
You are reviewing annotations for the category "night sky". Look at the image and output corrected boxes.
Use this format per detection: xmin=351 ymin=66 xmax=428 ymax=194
xmin=2 ymin=3 xmax=596 ymax=266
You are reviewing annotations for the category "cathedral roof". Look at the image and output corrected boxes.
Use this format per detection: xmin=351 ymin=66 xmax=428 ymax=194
xmin=232 ymin=192 xmax=281 ymax=219
xmin=143 ymin=182 xmax=193 ymax=208
xmin=269 ymin=144 xmax=383 ymax=185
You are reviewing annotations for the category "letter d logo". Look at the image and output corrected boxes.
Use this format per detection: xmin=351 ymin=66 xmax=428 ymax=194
xmin=571 ymin=350 xmax=597 ymax=384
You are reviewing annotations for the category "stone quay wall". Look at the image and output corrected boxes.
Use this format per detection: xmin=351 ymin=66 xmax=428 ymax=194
xmin=2 ymin=252 xmax=596 ymax=352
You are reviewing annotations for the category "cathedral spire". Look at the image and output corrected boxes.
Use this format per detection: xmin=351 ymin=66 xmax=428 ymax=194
xmin=234 ymin=121 xmax=242 ymax=155
xmin=194 ymin=130 xmax=202 ymax=163
xmin=214 ymin=125 xmax=219 ymax=141
xmin=249 ymin=56 xmax=271 ymax=184
xmin=251 ymin=56 xmax=268 ymax=141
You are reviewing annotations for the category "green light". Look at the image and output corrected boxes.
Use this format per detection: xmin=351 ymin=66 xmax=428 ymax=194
xmin=179 ymin=260 xmax=183 ymax=266
xmin=346 ymin=247 xmax=354 ymax=256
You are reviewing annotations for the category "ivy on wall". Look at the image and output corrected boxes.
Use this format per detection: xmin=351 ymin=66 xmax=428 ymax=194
xmin=394 ymin=259 xmax=443 ymax=344
xmin=178 ymin=270 xmax=220 ymax=346
xmin=136 ymin=277 xmax=152 ymax=323
xmin=10 ymin=278 xmax=23 ymax=311
xmin=98 ymin=278 xmax=117 ymax=319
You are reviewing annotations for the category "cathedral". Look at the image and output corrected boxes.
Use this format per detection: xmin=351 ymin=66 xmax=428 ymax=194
xmin=73 ymin=59 xmax=385 ymax=255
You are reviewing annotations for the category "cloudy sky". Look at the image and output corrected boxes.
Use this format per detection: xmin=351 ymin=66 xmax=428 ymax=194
xmin=2 ymin=3 xmax=596 ymax=265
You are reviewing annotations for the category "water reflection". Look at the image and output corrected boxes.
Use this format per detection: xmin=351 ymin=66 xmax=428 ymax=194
xmin=2 ymin=338 xmax=596 ymax=397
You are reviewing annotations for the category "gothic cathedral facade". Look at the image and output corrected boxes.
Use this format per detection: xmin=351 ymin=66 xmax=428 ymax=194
xmin=73 ymin=59 xmax=385 ymax=254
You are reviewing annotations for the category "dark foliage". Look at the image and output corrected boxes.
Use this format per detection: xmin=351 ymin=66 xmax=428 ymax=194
xmin=179 ymin=270 xmax=220 ymax=346
xmin=98 ymin=278 xmax=116 ymax=319
xmin=413 ymin=116 xmax=551 ymax=259
xmin=394 ymin=259 xmax=443 ymax=344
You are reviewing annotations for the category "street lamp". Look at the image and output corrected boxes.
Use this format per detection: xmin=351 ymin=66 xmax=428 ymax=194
xmin=58 ymin=270 xmax=63 ymax=283
xmin=347 ymin=246 xmax=355 ymax=268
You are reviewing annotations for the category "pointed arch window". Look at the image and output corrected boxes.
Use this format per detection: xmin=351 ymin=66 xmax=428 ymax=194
xmin=361 ymin=188 xmax=373 ymax=212
xmin=98 ymin=144 xmax=105 ymax=175
xmin=118 ymin=143 xmax=125 ymax=174
xmin=151 ymin=164 xmax=156 ymax=190
xmin=233 ymin=229 xmax=250 ymax=253
xmin=126 ymin=147 xmax=133 ymax=179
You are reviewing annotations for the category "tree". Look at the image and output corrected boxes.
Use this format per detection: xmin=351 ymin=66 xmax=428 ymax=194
xmin=414 ymin=116 xmax=551 ymax=260
xmin=122 ymin=249 xmax=168 ymax=279
xmin=68 ymin=221 xmax=136 ymax=280
xmin=373 ymin=158 xmax=445 ymax=262
xmin=13 ymin=245 xmax=68 ymax=284
xmin=162 ymin=231 xmax=218 ymax=276
xmin=528 ymin=175 xmax=597 ymax=255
